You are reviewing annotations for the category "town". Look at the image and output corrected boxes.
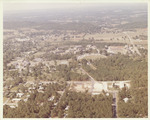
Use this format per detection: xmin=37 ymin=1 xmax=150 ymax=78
xmin=3 ymin=2 xmax=148 ymax=118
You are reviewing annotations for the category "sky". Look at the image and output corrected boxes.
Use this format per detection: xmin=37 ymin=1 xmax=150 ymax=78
xmin=3 ymin=3 xmax=83 ymax=11
xmin=3 ymin=1 xmax=147 ymax=12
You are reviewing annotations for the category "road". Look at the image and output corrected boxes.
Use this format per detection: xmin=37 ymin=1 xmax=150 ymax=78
xmin=49 ymin=83 xmax=70 ymax=118
xmin=80 ymin=68 xmax=96 ymax=93
xmin=58 ymin=83 xmax=70 ymax=102
xmin=123 ymin=32 xmax=141 ymax=56
xmin=80 ymin=68 xmax=95 ymax=82
xmin=53 ymin=83 xmax=70 ymax=108
xmin=81 ymin=67 xmax=119 ymax=117
xmin=112 ymin=91 xmax=118 ymax=118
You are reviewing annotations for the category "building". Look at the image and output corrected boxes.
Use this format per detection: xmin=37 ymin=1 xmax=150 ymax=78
xmin=102 ymin=82 xmax=108 ymax=91
xmin=12 ymin=98 xmax=21 ymax=102
xmin=113 ymin=81 xmax=130 ymax=89
xmin=33 ymin=58 xmax=43 ymax=62
xmin=16 ymin=93 xmax=24 ymax=98
xmin=10 ymin=105 xmax=16 ymax=108
xmin=48 ymin=96 xmax=55 ymax=101
xmin=123 ymin=97 xmax=129 ymax=103
xmin=24 ymin=98 xmax=28 ymax=102
xmin=65 ymin=106 xmax=69 ymax=110
xmin=107 ymin=46 xmax=127 ymax=54
xmin=93 ymin=82 xmax=104 ymax=93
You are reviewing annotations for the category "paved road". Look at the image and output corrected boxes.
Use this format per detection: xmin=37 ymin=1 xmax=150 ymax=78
xmin=123 ymin=32 xmax=141 ymax=56
xmin=112 ymin=91 xmax=118 ymax=118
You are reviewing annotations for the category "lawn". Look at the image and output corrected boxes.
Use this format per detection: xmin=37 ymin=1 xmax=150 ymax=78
xmin=10 ymin=86 xmax=18 ymax=92
xmin=27 ymin=76 xmax=35 ymax=82
xmin=3 ymin=97 xmax=8 ymax=103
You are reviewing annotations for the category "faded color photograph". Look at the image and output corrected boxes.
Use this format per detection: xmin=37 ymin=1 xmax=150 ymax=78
xmin=3 ymin=1 xmax=148 ymax=118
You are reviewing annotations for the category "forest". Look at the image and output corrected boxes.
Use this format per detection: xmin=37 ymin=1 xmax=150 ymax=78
xmin=82 ymin=52 xmax=147 ymax=82
xmin=3 ymin=83 xmax=65 ymax=118
xmin=3 ymin=84 xmax=113 ymax=118
xmin=82 ymin=52 xmax=148 ymax=118
xmin=117 ymin=54 xmax=148 ymax=117
xmin=3 ymin=52 xmax=148 ymax=118
xmin=55 ymin=91 xmax=113 ymax=118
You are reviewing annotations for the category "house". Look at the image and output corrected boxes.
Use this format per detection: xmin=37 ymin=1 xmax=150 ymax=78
xmin=114 ymin=82 xmax=124 ymax=89
xmin=48 ymin=96 xmax=55 ymax=101
xmin=75 ymin=45 xmax=83 ymax=50
xmin=16 ymin=93 xmax=24 ymax=98
xmin=10 ymin=105 xmax=16 ymax=108
xmin=113 ymin=81 xmax=130 ymax=89
xmin=123 ymin=97 xmax=129 ymax=103
xmin=27 ymin=94 xmax=30 ymax=98
xmin=86 ymin=45 xmax=92 ymax=48
xmin=54 ymin=102 xmax=58 ymax=106
xmin=65 ymin=106 xmax=69 ymax=110
xmin=33 ymin=58 xmax=43 ymax=62
xmin=39 ymin=86 xmax=44 ymax=90
xmin=92 ymin=92 xmax=101 ymax=95
xmin=38 ymin=90 xmax=44 ymax=93
xmin=12 ymin=98 xmax=21 ymax=102
xmin=24 ymin=98 xmax=28 ymax=102
xmin=59 ymin=60 xmax=69 ymax=65
xmin=87 ymin=62 xmax=91 ymax=65
xmin=106 ymin=93 xmax=109 ymax=96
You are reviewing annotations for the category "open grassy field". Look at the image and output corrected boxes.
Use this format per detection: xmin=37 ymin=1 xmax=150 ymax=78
xmin=33 ymin=52 xmax=45 ymax=57
xmin=3 ymin=97 xmax=9 ymax=103
xmin=84 ymin=32 xmax=127 ymax=43
xmin=81 ymin=54 xmax=107 ymax=60
xmin=76 ymin=68 xmax=86 ymax=75
xmin=25 ymin=83 xmax=31 ymax=87
xmin=84 ymin=28 xmax=147 ymax=47
xmin=27 ymin=76 xmax=35 ymax=82
xmin=10 ymin=86 xmax=18 ymax=92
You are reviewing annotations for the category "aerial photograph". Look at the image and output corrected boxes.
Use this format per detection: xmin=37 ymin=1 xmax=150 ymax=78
xmin=3 ymin=1 xmax=148 ymax=118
